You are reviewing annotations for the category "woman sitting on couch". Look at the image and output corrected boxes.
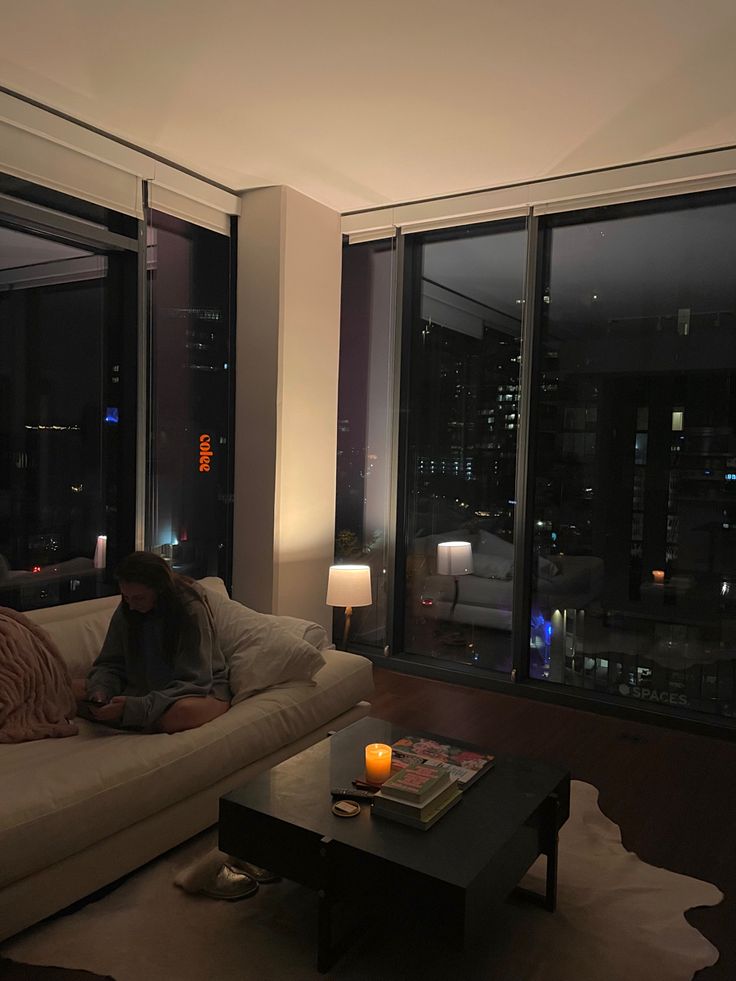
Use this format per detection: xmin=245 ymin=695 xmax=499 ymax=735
xmin=73 ymin=551 xmax=231 ymax=733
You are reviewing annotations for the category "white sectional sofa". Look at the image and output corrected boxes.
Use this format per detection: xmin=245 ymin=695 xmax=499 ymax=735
xmin=0 ymin=577 xmax=373 ymax=942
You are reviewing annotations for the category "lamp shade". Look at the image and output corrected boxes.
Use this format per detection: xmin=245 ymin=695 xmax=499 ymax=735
xmin=326 ymin=564 xmax=372 ymax=608
xmin=94 ymin=535 xmax=107 ymax=570
xmin=437 ymin=541 xmax=473 ymax=576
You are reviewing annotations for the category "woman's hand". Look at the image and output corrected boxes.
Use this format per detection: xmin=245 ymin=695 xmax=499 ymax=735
xmin=89 ymin=696 xmax=127 ymax=722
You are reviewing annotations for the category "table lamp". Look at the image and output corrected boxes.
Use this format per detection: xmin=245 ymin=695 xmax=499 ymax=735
xmin=326 ymin=564 xmax=372 ymax=649
xmin=94 ymin=535 xmax=107 ymax=570
xmin=436 ymin=541 xmax=473 ymax=615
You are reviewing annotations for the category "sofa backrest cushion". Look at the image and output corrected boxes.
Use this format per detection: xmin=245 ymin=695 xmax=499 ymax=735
xmin=21 ymin=577 xmax=329 ymax=700
xmin=24 ymin=598 xmax=119 ymax=679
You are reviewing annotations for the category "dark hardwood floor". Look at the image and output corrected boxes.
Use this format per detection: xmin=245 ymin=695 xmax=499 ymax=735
xmin=369 ymin=665 xmax=736 ymax=981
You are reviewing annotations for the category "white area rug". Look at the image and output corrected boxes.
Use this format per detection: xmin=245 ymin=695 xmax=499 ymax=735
xmin=1 ymin=782 xmax=722 ymax=981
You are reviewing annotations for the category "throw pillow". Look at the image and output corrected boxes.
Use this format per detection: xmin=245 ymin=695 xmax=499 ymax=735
xmin=227 ymin=619 xmax=326 ymax=704
xmin=198 ymin=578 xmax=329 ymax=650
xmin=0 ymin=609 xmax=79 ymax=742
xmin=197 ymin=581 xmax=326 ymax=704
xmin=39 ymin=606 xmax=116 ymax=678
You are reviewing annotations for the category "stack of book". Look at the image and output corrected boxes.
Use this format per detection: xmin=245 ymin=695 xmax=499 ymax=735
xmin=371 ymin=763 xmax=462 ymax=830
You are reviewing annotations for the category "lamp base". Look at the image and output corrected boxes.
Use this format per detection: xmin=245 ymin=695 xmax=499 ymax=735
xmin=451 ymin=576 xmax=459 ymax=615
xmin=341 ymin=605 xmax=353 ymax=650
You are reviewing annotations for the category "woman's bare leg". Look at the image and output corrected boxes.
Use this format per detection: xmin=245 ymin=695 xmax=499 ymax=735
xmin=155 ymin=696 xmax=230 ymax=734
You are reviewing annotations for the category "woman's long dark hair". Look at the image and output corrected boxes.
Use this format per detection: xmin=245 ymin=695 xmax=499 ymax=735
xmin=115 ymin=552 xmax=203 ymax=662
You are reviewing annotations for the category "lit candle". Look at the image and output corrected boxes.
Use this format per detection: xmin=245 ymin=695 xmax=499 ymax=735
xmin=652 ymin=569 xmax=665 ymax=583
xmin=365 ymin=743 xmax=392 ymax=784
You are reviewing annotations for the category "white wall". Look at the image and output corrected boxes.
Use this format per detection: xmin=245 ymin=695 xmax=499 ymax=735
xmin=232 ymin=186 xmax=342 ymax=630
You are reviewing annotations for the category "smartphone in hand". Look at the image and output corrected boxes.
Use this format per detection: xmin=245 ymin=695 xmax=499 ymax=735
xmin=86 ymin=692 xmax=110 ymax=706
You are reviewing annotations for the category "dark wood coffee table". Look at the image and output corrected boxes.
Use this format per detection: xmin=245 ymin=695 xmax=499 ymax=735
xmin=219 ymin=717 xmax=569 ymax=972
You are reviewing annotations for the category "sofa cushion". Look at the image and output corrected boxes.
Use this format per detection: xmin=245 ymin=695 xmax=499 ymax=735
xmin=25 ymin=594 xmax=119 ymax=627
xmin=0 ymin=647 xmax=373 ymax=891
xmin=26 ymin=600 xmax=118 ymax=678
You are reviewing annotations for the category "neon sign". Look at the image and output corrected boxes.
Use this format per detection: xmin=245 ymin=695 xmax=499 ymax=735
xmin=199 ymin=434 xmax=213 ymax=472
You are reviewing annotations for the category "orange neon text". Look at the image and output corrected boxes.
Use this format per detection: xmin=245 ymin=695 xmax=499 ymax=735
xmin=199 ymin=434 xmax=213 ymax=472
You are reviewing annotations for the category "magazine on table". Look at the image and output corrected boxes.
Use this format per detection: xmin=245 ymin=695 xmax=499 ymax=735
xmin=390 ymin=735 xmax=495 ymax=789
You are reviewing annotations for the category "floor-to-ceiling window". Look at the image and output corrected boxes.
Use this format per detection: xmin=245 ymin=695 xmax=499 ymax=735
xmin=0 ymin=176 xmax=236 ymax=612
xmin=146 ymin=210 xmax=234 ymax=582
xmin=399 ymin=220 xmax=527 ymax=673
xmin=0 ymin=204 xmax=138 ymax=610
xmin=335 ymin=237 xmax=397 ymax=648
xmin=530 ymin=190 xmax=736 ymax=721
xmin=337 ymin=185 xmax=736 ymax=729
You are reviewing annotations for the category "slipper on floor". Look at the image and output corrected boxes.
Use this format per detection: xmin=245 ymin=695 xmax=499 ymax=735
xmin=198 ymin=863 xmax=259 ymax=900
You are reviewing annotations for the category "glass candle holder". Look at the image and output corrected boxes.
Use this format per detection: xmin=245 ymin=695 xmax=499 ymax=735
xmin=365 ymin=743 xmax=392 ymax=784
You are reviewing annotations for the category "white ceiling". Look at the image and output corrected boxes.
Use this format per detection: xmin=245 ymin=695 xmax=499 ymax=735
xmin=1 ymin=0 xmax=736 ymax=214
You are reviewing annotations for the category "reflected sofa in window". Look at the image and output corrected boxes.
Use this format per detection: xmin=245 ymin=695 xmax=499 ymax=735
xmin=0 ymin=555 xmax=99 ymax=610
xmin=415 ymin=530 xmax=604 ymax=630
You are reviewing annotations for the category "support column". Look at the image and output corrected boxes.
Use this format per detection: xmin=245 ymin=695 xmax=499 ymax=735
xmin=232 ymin=186 xmax=341 ymax=631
